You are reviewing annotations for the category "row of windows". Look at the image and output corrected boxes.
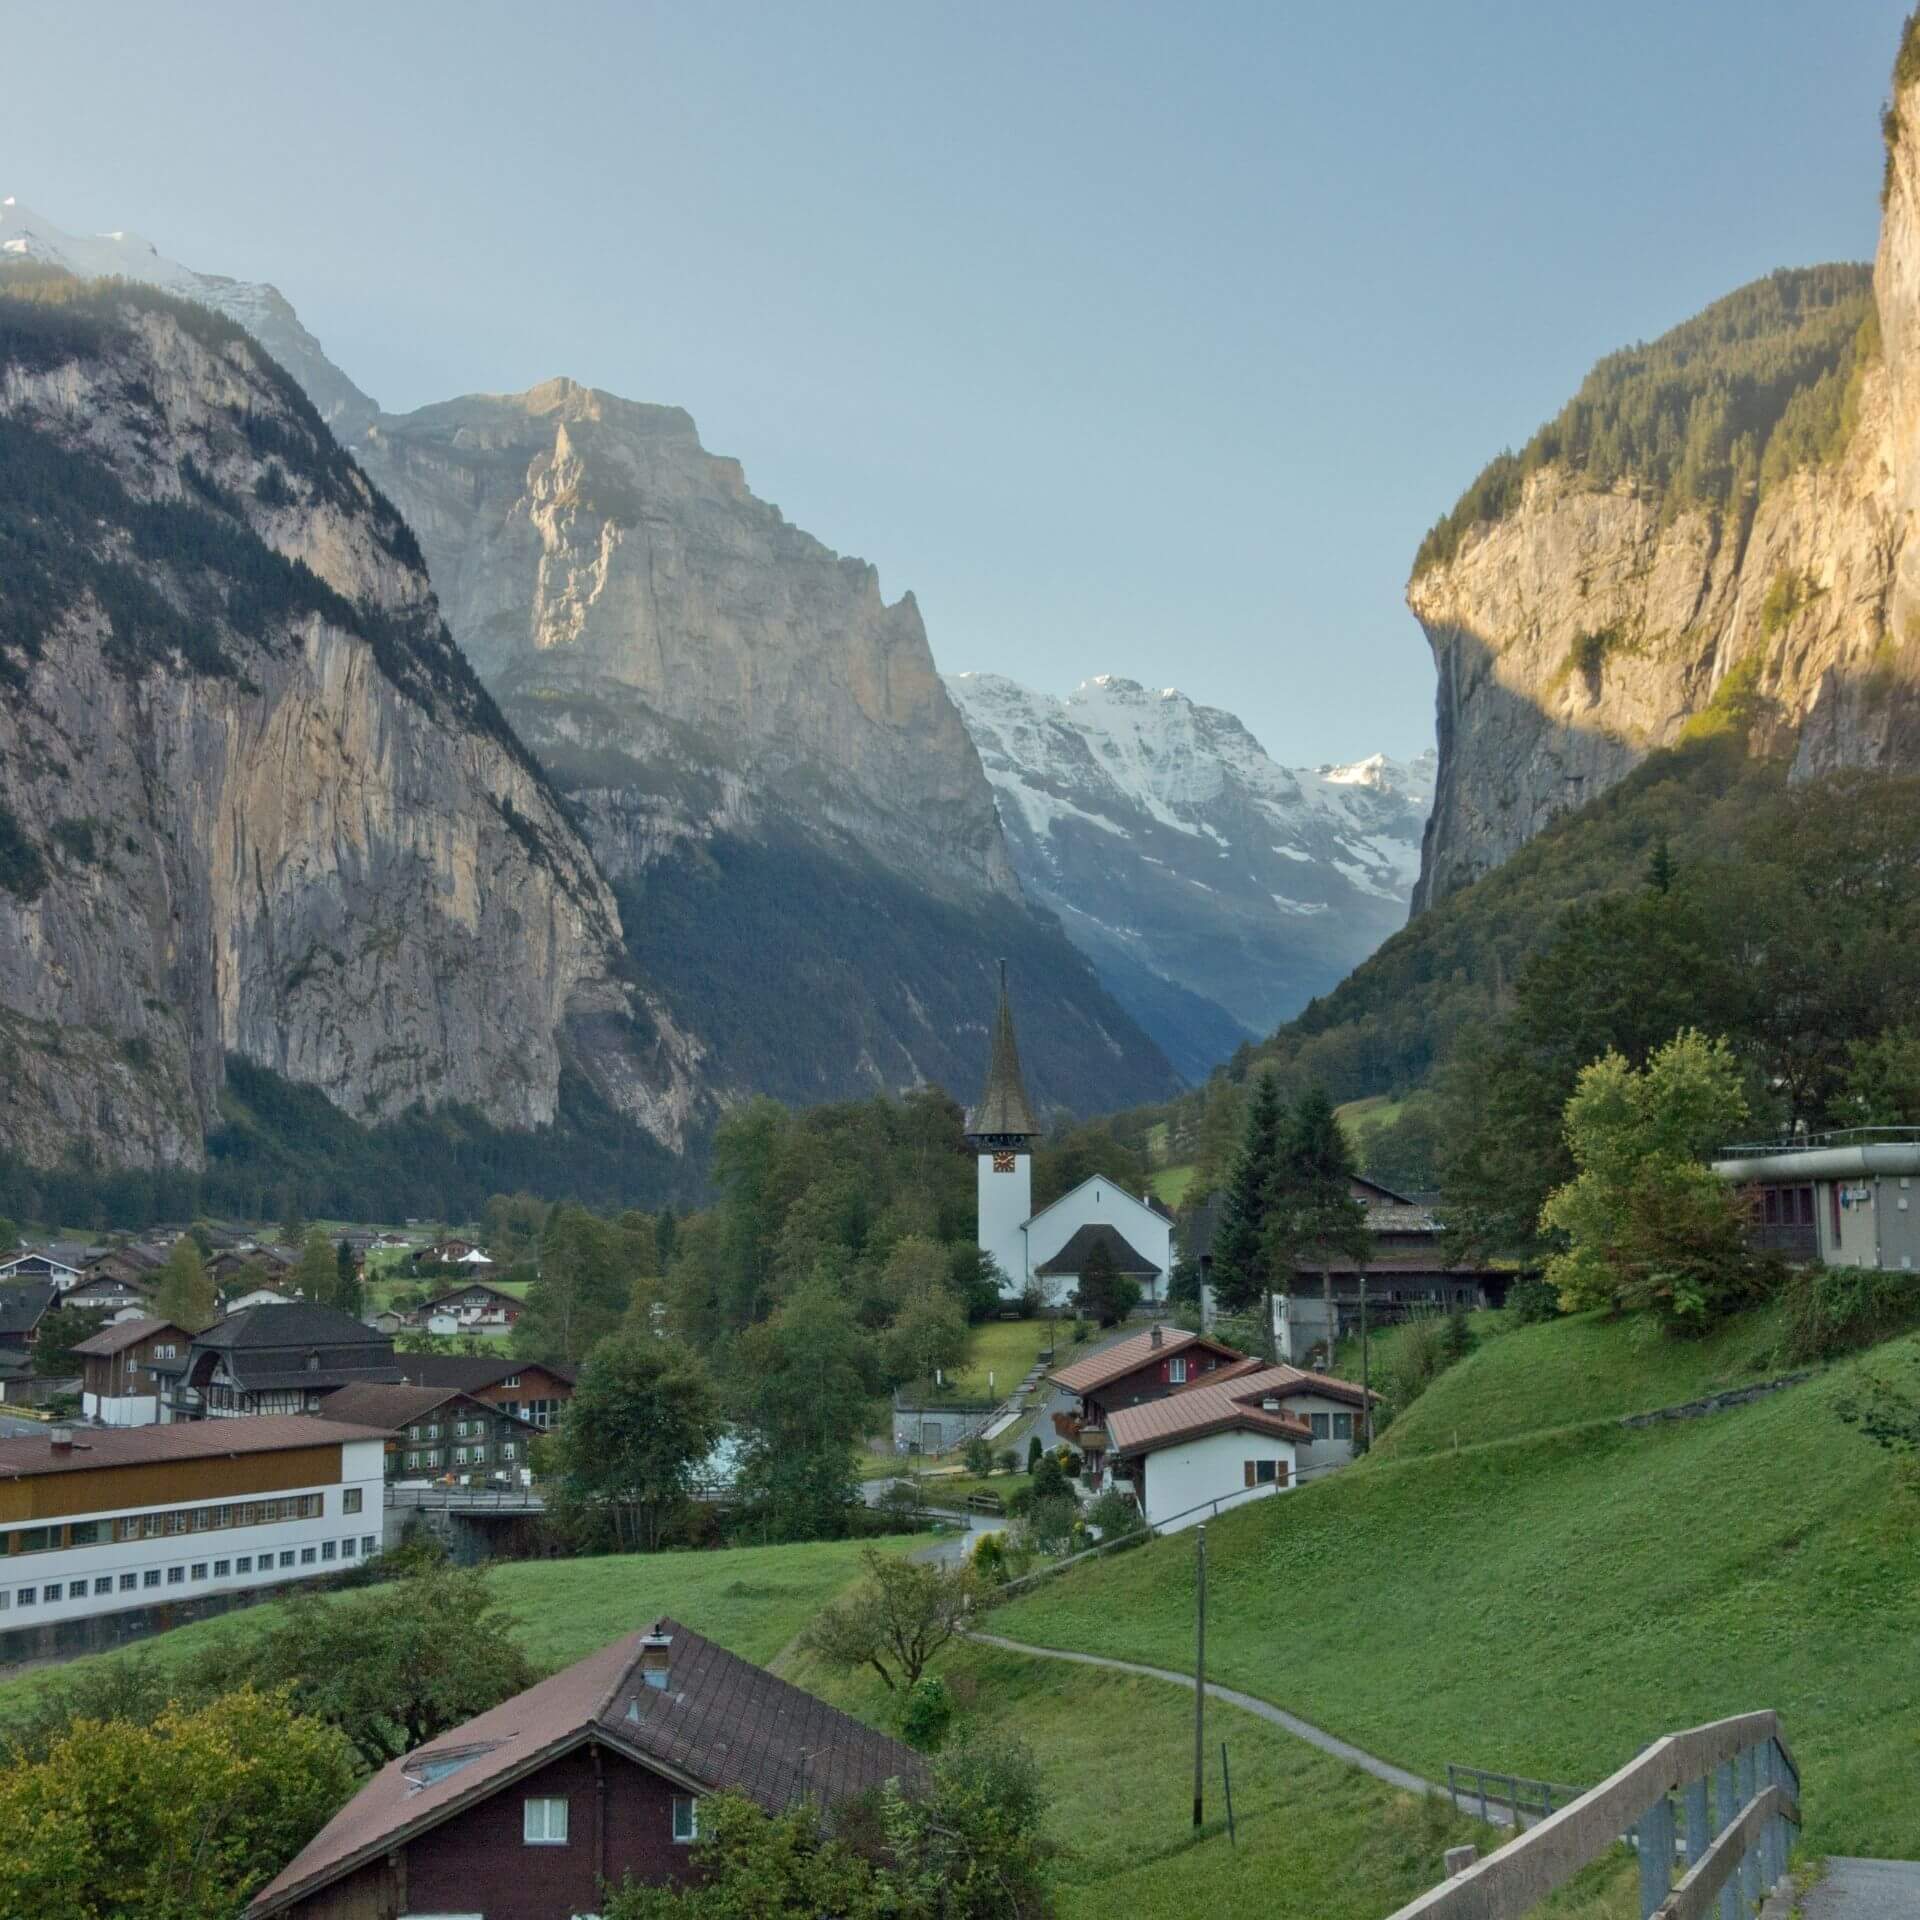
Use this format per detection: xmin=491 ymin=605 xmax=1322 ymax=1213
xmin=403 ymin=1419 xmax=508 ymax=1442
xmin=4 ymin=1487 xmax=363 ymax=1557
xmin=498 ymin=1398 xmax=561 ymax=1427
xmin=521 ymin=1794 xmax=696 ymax=1846
xmin=1307 ymin=1411 xmax=1356 ymax=1442
xmin=0 ymin=1536 xmax=380 ymax=1610
xmin=402 ymin=1442 xmax=517 ymax=1470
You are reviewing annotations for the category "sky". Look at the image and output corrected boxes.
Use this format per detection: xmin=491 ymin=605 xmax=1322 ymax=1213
xmin=1 ymin=1 xmax=1903 ymax=765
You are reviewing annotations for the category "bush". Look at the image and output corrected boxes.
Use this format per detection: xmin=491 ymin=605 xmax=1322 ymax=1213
xmin=1781 ymin=1263 xmax=1920 ymax=1364
xmin=963 ymin=1435 xmax=992 ymax=1477
xmin=1387 ymin=1312 xmax=1451 ymax=1414
xmin=994 ymin=1448 xmax=1019 ymax=1475
xmin=897 ymin=1675 xmax=956 ymax=1752
xmin=1085 ymin=1487 xmax=1145 ymax=1544
xmin=1069 ymin=1317 xmax=1091 ymax=1344
xmin=1505 ymin=1273 xmax=1560 ymax=1325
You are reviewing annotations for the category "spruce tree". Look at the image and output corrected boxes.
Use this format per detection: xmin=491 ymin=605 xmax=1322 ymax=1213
xmin=1207 ymin=1072 xmax=1285 ymax=1319
xmin=1264 ymin=1088 xmax=1371 ymax=1373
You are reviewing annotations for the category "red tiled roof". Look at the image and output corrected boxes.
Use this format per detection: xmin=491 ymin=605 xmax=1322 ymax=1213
xmin=69 ymin=1315 xmax=187 ymax=1357
xmin=249 ymin=1619 xmax=927 ymax=1917
xmin=0 ymin=1415 xmax=390 ymax=1481
xmin=1107 ymin=1381 xmax=1312 ymax=1457
xmin=1048 ymin=1326 xmax=1244 ymax=1396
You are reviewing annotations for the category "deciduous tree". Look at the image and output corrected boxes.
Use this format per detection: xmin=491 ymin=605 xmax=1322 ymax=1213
xmin=799 ymin=1547 xmax=978 ymax=1692
xmin=151 ymin=1237 xmax=215 ymax=1332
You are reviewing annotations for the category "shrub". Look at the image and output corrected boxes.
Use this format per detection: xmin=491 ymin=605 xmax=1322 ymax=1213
xmin=897 ymin=1675 xmax=956 ymax=1752
xmin=963 ymin=1435 xmax=992 ymax=1477
xmin=1025 ymin=1434 xmax=1043 ymax=1471
xmin=994 ymin=1448 xmax=1019 ymax=1475
xmin=1780 ymin=1263 xmax=1920 ymax=1364
xmin=1505 ymin=1273 xmax=1560 ymax=1325
xmin=1085 ymin=1487 xmax=1145 ymax=1543
xmin=1387 ymin=1312 xmax=1450 ymax=1413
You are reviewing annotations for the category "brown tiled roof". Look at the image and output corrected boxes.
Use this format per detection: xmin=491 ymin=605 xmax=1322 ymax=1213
xmin=1034 ymin=1223 xmax=1163 ymax=1279
xmin=1048 ymin=1326 xmax=1243 ymax=1396
xmin=69 ymin=1315 xmax=186 ymax=1357
xmin=0 ymin=1414 xmax=390 ymax=1481
xmin=1174 ymin=1361 xmax=1376 ymax=1409
xmin=1107 ymin=1381 xmax=1313 ymax=1457
xmin=308 ymin=1382 xmax=463 ymax=1430
xmin=248 ymin=1618 xmax=927 ymax=1917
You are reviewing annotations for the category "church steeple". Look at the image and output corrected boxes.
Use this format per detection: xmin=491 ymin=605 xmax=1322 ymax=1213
xmin=967 ymin=960 xmax=1038 ymax=1143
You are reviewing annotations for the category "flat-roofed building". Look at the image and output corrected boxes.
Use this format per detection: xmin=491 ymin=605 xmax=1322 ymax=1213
xmin=0 ymin=1416 xmax=387 ymax=1646
xmin=1714 ymin=1128 xmax=1920 ymax=1270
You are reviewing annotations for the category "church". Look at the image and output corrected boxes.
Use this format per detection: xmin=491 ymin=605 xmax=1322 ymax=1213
xmin=966 ymin=965 xmax=1173 ymax=1305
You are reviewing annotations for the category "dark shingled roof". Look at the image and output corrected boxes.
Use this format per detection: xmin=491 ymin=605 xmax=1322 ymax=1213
xmin=0 ymin=1282 xmax=58 ymax=1338
xmin=1035 ymin=1223 xmax=1163 ymax=1279
xmin=198 ymin=1301 xmax=384 ymax=1350
xmin=248 ymin=1618 xmax=927 ymax=1918
xmin=392 ymin=1354 xmax=576 ymax=1393
xmin=965 ymin=960 xmax=1038 ymax=1140
xmin=313 ymin=1382 xmax=534 ymax=1433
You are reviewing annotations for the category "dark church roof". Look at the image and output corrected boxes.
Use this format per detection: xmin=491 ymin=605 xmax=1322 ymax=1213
xmin=965 ymin=960 xmax=1038 ymax=1140
xmin=1035 ymin=1223 xmax=1163 ymax=1278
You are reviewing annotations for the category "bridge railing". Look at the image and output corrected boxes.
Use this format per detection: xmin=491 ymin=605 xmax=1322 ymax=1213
xmin=1443 ymin=1764 xmax=1587 ymax=1828
xmin=1387 ymin=1711 xmax=1799 ymax=1920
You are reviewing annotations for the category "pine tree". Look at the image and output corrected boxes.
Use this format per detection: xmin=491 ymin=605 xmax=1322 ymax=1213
xmin=1208 ymin=1073 xmax=1286 ymax=1319
xmin=334 ymin=1238 xmax=363 ymax=1319
xmin=1647 ymin=833 xmax=1676 ymax=894
xmin=1264 ymin=1088 xmax=1371 ymax=1371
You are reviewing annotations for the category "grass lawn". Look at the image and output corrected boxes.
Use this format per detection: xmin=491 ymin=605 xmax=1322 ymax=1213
xmin=906 ymin=1469 xmax=1034 ymax=1511
xmin=994 ymin=1322 xmax=1920 ymax=1856
xmin=1370 ymin=1305 xmax=1791 ymax=1457
xmin=1150 ymin=1163 xmax=1197 ymax=1207
xmin=780 ymin=1637 xmax=1635 ymax=1919
xmin=1334 ymin=1093 xmax=1407 ymax=1143
xmin=0 ymin=1538 xmax=910 ymax=1730
xmin=943 ymin=1317 xmax=1057 ymax=1399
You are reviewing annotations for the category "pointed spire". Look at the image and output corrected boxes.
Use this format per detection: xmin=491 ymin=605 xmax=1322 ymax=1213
xmin=968 ymin=959 xmax=1039 ymax=1141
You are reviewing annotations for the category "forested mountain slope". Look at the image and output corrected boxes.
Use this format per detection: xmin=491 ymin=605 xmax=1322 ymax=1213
xmin=1408 ymin=26 xmax=1920 ymax=907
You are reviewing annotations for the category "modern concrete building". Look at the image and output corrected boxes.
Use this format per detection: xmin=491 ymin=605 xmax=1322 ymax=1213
xmin=1713 ymin=1128 xmax=1920 ymax=1270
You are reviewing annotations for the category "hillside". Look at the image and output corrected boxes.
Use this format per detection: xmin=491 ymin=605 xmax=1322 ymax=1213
xmin=0 ymin=269 xmax=696 ymax=1186
xmin=1405 ymin=25 xmax=1920 ymax=911
xmin=994 ymin=1306 xmax=1920 ymax=1857
xmin=946 ymin=671 xmax=1433 ymax=1078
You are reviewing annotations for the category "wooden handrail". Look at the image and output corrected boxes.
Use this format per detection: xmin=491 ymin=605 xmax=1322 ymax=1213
xmin=1384 ymin=1712 xmax=1798 ymax=1920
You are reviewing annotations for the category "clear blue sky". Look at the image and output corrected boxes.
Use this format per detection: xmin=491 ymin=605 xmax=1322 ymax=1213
xmin=3 ymin=1 xmax=1902 ymax=764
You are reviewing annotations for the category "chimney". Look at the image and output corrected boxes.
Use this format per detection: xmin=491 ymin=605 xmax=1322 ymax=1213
xmin=49 ymin=1424 xmax=73 ymax=1454
xmin=639 ymin=1626 xmax=673 ymax=1691
xmin=1149 ymin=1325 xmax=1162 ymax=1349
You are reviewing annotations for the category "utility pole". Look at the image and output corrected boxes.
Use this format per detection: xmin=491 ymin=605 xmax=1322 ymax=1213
xmin=1192 ymin=1524 xmax=1207 ymax=1829
xmin=1359 ymin=1271 xmax=1372 ymax=1448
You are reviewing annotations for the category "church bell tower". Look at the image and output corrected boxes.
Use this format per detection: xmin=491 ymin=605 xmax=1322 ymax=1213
xmin=966 ymin=960 xmax=1038 ymax=1298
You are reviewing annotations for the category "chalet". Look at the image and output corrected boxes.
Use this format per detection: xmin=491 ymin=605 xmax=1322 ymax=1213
xmin=221 ymin=1286 xmax=297 ymax=1315
xmin=314 ymin=1382 xmax=538 ymax=1484
xmin=152 ymin=1303 xmax=402 ymax=1421
xmin=413 ymin=1238 xmax=493 ymax=1269
xmin=83 ymin=1241 xmax=170 ymax=1292
xmin=395 ymin=1354 xmax=576 ymax=1429
xmin=1175 ymin=1357 xmax=1377 ymax=1470
xmin=0 ymin=1282 xmax=58 ymax=1362
xmin=0 ymin=1417 xmax=385 ymax=1647
xmin=412 ymin=1279 xmax=525 ymax=1329
xmin=248 ymin=1619 xmax=925 ymax=1920
xmin=1048 ymin=1323 xmax=1248 ymax=1485
xmin=0 ymin=1245 xmax=86 ymax=1289
xmin=1188 ymin=1178 xmax=1507 ymax=1366
xmin=62 ymin=1270 xmax=157 ymax=1317
xmin=73 ymin=1317 xmax=191 ymax=1427
xmin=1713 ymin=1128 xmax=1920 ymax=1270
xmin=1107 ymin=1369 xmax=1316 ymax=1531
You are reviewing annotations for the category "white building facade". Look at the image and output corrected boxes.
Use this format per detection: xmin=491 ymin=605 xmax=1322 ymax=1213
xmin=1127 ymin=1426 xmax=1301 ymax=1533
xmin=0 ymin=1418 xmax=386 ymax=1639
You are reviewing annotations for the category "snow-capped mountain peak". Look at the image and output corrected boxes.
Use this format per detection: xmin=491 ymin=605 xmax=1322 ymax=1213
xmin=945 ymin=670 xmax=1436 ymax=1074
xmin=0 ymin=197 xmax=379 ymax=437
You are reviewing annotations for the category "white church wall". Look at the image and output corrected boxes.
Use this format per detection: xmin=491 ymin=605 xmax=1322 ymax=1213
xmin=977 ymin=1150 xmax=1033 ymax=1296
xmin=1025 ymin=1179 xmax=1172 ymax=1297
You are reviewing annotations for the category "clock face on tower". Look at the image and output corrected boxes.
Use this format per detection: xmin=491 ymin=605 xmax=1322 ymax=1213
xmin=992 ymin=1151 xmax=1017 ymax=1174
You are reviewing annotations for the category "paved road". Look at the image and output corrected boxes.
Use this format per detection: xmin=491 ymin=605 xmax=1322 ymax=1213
xmin=1799 ymin=1857 xmax=1920 ymax=1918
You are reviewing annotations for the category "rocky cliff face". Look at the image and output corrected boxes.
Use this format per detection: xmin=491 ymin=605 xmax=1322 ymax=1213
xmin=357 ymin=381 xmax=1015 ymax=901
xmin=946 ymin=672 xmax=1433 ymax=1076
xmin=0 ymin=277 xmax=697 ymax=1171
xmin=1408 ymin=50 xmax=1920 ymax=910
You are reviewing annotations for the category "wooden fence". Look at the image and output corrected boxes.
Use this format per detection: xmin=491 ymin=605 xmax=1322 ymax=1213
xmin=1386 ymin=1711 xmax=1798 ymax=1920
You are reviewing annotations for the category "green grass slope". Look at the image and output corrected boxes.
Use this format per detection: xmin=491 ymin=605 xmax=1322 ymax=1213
xmin=780 ymin=1638 xmax=1632 ymax=1919
xmin=995 ymin=1322 xmax=1920 ymax=1857
xmin=1372 ymin=1307 xmax=1789 ymax=1458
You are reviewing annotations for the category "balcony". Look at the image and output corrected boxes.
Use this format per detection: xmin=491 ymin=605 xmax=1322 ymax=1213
xmin=1719 ymin=1125 xmax=1920 ymax=1157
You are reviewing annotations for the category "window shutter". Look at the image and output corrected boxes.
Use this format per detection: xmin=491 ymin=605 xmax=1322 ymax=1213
xmin=1277 ymin=1460 xmax=1290 ymax=1487
xmin=1244 ymin=1460 xmax=1256 ymax=1488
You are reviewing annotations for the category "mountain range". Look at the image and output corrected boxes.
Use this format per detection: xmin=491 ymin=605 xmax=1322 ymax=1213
xmin=944 ymin=672 xmax=1432 ymax=1078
